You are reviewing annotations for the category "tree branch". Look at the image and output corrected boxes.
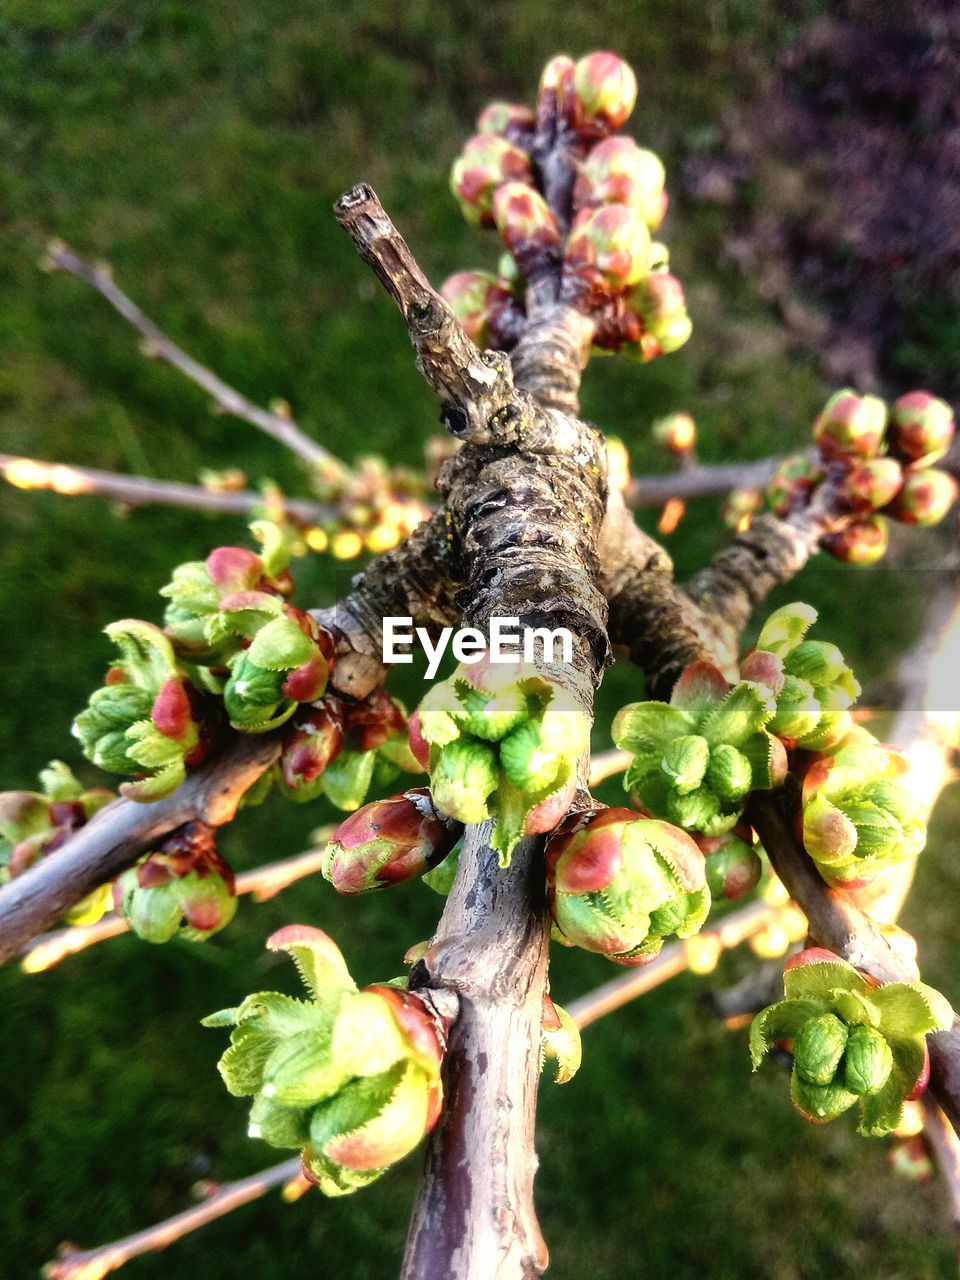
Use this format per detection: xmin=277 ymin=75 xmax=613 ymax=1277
xmin=0 ymin=453 xmax=332 ymax=523
xmin=44 ymin=240 xmax=343 ymax=477
xmin=627 ymin=455 xmax=785 ymax=508
xmin=43 ymin=1158 xmax=304 ymax=1280
xmin=0 ymin=734 xmax=280 ymax=965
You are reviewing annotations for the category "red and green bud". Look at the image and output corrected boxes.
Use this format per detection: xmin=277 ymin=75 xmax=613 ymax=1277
xmin=1 ymin=763 xmax=114 ymax=924
xmin=651 ymin=411 xmax=696 ymax=455
xmin=766 ymin=453 xmax=824 ymax=518
xmin=813 ymin=389 xmax=887 ymax=461
xmin=721 ymin=488 xmax=763 ymax=530
xmin=492 ymin=182 xmax=562 ymax=278
xmin=888 ymin=390 xmax=954 ymax=468
xmin=840 ymin=456 xmax=903 ymax=513
xmin=450 ymin=134 xmax=533 ymax=226
xmin=475 ymin=100 xmax=535 ymax=146
xmin=565 ymin=203 xmax=652 ymax=295
xmin=546 ymin=807 xmax=709 ymax=965
xmin=886 ymin=467 xmax=958 ymax=527
xmin=537 ymin=54 xmax=576 ymax=125
xmin=73 ymin=620 xmax=209 ymax=801
xmin=279 ymin=697 xmax=345 ymax=801
xmin=204 ymin=927 xmax=445 ymax=1197
xmin=801 ymin=735 xmax=925 ymax=887
xmin=755 ymin=603 xmax=860 ymax=751
xmin=626 ymin=272 xmax=692 ymax=356
xmin=321 ymin=788 xmax=462 ymax=894
xmin=699 ymin=830 xmax=761 ymax=900
xmin=114 ymin=820 xmax=236 ymax=943
xmin=223 ymin=606 xmax=334 ymax=733
xmin=821 ymin=515 xmax=889 ymax=565
xmin=571 ymin=52 xmax=638 ymax=135
xmin=161 ymin=521 xmax=292 ymax=662
xmin=751 ymin=948 xmax=952 ymax=1135
xmin=573 ymin=136 xmax=667 ymax=229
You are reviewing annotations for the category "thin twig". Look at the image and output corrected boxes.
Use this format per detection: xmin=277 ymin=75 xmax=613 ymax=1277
xmin=0 ymin=453 xmax=332 ymax=523
xmin=627 ymin=456 xmax=785 ymax=508
xmin=920 ymin=1095 xmax=960 ymax=1253
xmin=44 ymin=240 xmax=342 ymax=477
xmin=43 ymin=1158 xmax=304 ymax=1280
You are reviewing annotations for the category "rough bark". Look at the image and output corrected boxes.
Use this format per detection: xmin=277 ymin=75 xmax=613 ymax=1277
xmin=332 ymin=182 xmax=607 ymax=1280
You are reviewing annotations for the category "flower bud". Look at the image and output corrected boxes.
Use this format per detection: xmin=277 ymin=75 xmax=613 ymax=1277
xmin=114 ymin=821 xmax=236 ymax=943
xmin=751 ymin=950 xmax=952 ymax=1135
xmin=651 ymin=411 xmax=696 ymax=455
xmin=223 ymin=608 xmax=333 ymax=733
xmin=541 ymin=995 xmax=582 ymax=1084
xmin=793 ymin=1013 xmax=848 ymax=1086
xmin=840 ymin=457 xmax=903 ymax=513
xmin=476 ymin=100 xmax=535 ymax=146
xmin=886 ymin=467 xmax=958 ymax=527
xmin=766 ymin=453 xmax=824 ymax=518
xmin=565 ymin=204 xmax=652 ymax=293
xmin=492 ymin=182 xmax=562 ymax=278
xmin=813 ymin=389 xmax=887 ymax=461
xmin=537 ymin=54 xmax=576 ymax=125
xmin=546 ymin=807 xmax=709 ymax=965
xmin=321 ymin=788 xmax=462 ymax=894
xmin=627 ymin=273 xmax=692 ymax=356
xmin=820 ymin=515 xmax=889 ymax=565
xmin=614 ymin=664 xmax=784 ymax=838
xmin=801 ymin=737 xmax=925 ymax=886
xmin=204 ymin=927 xmax=444 ymax=1197
xmin=430 ymin=739 xmax=499 ymax=825
xmin=450 ymin=134 xmax=533 ymax=226
xmin=888 ymin=390 xmax=954 ymax=468
xmin=573 ymin=137 xmax=666 ymax=228
xmin=842 ymin=1025 xmax=893 ymax=1095
xmin=700 ymin=831 xmax=762 ymax=900
xmin=440 ymin=270 xmax=500 ymax=344
xmin=721 ymin=488 xmax=763 ymax=530
xmin=279 ymin=698 xmax=345 ymax=801
xmin=571 ymin=52 xmax=637 ymax=134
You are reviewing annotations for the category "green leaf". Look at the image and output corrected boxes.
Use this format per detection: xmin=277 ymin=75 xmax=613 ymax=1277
xmin=541 ymin=1003 xmax=582 ymax=1085
xmin=103 ymin=618 xmax=177 ymax=690
xmin=265 ymin=929 xmax=357 ymax=1009
xmin=248 ymin=1093 xmax=311 ymax=1150
xmin=873 ymin=982 xmax=954 ymax=1040
xmin=783 ymin=955 xmax=873 ymax=1004
xmin=217 ymin=1023 xmax=277 ymax=1097
xmin=611 ymin=701 xmax=692 ymax=755
xmin=700 ymin=681 xmax=775 ymax=748
xmin=247 ymin=616 xmax=315 ymax=672
xmin=749 ymin=998 xmax=825 ymax=1068
xmin=320 ymin=748 xmax=376 ymax=812
xmin=757 ymin=602 xmax=818 ymax=657
xmin=856 ymin=1071 xmax=904 ymax=1137
xmin=263 ymin=1024 xmax=344 ymax=1106
xmin=831 ymin=989 xmax=880 ymax=1029
xmin=791 ymin=1072 xmax=857 ymax=1124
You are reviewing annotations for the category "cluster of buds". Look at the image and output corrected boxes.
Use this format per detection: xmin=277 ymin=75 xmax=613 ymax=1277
xmin=113 ymin=820 xmax=236 ymax=943
xmin=800 ymin=736 xmax=926 ymax=889
xmin=444 ymin=52 xmax=691 ymax=364
xmin=306 ymin=456 xmax=431 ymax=559
xmin=751 ymin=948 xmax=952 ymax=1136
xmin=413 ymin=656 xmax=590 ymax=865
xmin=280 ymin=688 xmax=422 ymax=812
xmin=545 ymin=807 xmax=709 ymax=965
xmin=219 ymin=595 xmax=334 ymax=733
xmin=321 ymin=788 xmax=462 ymax=894
xmin=764 ymin=389 xmax=957 ymax=564
xmin=612 ymin=660 xmax=787 ymax=837
xmin=72 ymin=619 xmax=212 ymax=800
xmin=162 ymin=522 xmax=336 ymax=733
xmin=0 ymin=761 xmax=114 ymax=924
xmin=205 ymin=926 xmax=445 ymax=1196
xmin=753 ymin=603 xmax=861 ymax=751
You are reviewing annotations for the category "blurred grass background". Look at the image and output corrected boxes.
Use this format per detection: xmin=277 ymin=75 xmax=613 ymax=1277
xmin=0 ymin=2 xmax=957 ymax=1277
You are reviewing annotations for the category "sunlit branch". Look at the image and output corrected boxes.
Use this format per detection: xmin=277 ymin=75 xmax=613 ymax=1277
xmin=0 ymin=454 xmax=332 ymax=523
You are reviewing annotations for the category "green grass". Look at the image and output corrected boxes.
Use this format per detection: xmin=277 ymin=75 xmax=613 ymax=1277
xmin=0 ymin=3 xmax=955 ymax=1277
